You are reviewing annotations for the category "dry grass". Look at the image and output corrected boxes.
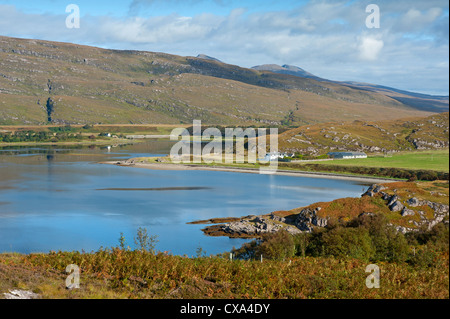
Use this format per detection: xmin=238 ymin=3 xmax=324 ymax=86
xmin=0 ymin=251 xmax=448 ymax=299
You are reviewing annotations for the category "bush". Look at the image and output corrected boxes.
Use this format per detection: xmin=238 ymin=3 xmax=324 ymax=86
xmin=348 ymin=213 xmax=410 ymax=262
xmin=232 ymin=213 xmax=447 ymax=264
xmin=408 ymin=245 xmax=440 ymax=268
xmin=407 ymin=223 xmax=449 ymax=250
xmin=232 ymin=230 xmax=295 ymax=261
xmin=321 ymin=227 xmax=374 ymax=261
xmin=258 ymin=231 xmax=296 ymax=260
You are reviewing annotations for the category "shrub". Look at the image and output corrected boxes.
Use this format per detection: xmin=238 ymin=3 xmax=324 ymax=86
xmin=294 ymin=232 xmax=311 ymax=257
xmin=257 ymin=230 xmax=296 ymax=260
xmin=232 ymin=230 xmax=295 ymax=261
xmin=134 ymin=227 xmax=158 ymax=253
xmin=409 ymin=244 xmax=440 ymax=268
xmin=321 ymin=227 xmax=374 ymax=261
xmin=348 ymin=213 xmax=409 ymax=262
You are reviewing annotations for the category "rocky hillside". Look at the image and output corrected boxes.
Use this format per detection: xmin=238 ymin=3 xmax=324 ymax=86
xmin=279 ymin=112 xmax=449 ymax=155
xmin=0 ymin=35 xmax=445 ymax=125
xmin=200 ymin=181 xmax=449 ymax=238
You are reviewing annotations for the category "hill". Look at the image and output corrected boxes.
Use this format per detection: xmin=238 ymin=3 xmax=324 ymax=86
xmin=251 ymin=64 xmax=324 ymax=81
xmin=252 ymin=64 xmax=449 ymax=113
xmin=278 ymin=112 xmax=449 ymax=156
xmin=0 ymin=35 xmax=446 ymax=125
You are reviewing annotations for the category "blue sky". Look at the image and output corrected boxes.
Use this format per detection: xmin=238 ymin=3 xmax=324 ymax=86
xmin=0 ymin=0 xmax=448 ymax=95
xmin=5 ymin=0 xmax=305 ymax=17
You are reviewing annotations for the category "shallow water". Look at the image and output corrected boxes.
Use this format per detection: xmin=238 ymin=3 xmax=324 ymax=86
xmin=0 ymin=141 xmax=370 ymax=256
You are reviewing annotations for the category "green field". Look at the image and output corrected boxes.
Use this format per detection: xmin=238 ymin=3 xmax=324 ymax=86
xmin=330 ymin=150 xmax=449 ymax=172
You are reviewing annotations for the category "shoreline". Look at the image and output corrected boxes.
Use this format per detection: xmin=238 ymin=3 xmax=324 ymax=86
xmin=0 ymin=138 xmax=133 ymax=147
xmin=99 ymin=160 xmax=401 ymax=184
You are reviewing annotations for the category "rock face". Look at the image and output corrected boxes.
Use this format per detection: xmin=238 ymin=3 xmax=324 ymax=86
xmin=401 ymin=207 xmax=415 ymax=217
xmin=407 ymin=197 xmax=422 ymax=207
xmin=389 ymin=200 xmax=404 ymax=212
xmin=295 ymin=207 xmax=327 ymax=232
xmin=361 ymin=184 xmax=387 ymax=197
xmin=410 ymin=138 xmax=449 ymax=150
xmin=215 ymin=216 xmax=302 ymax=237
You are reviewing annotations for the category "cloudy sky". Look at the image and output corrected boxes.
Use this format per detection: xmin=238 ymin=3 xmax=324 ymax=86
xmin=0 ymin=0 xmax=448 ymax=95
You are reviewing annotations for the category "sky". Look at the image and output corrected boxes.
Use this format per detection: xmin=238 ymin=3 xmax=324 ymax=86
xmin=0 ymin=0 xmax=448 ymax=95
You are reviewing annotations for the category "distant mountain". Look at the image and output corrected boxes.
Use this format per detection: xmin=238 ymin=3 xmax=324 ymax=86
xmin=0 ymin=35 xmax=446 ymax=125
xmin=196 ymin=54 xmax=223 ymax=63
xmin=252 ymin=64 xmax=449 ymax=113
xmin=252 ymin=64 xmax=325 ymax=82
xmin=339 ymin=82 xmax=449 ymax=113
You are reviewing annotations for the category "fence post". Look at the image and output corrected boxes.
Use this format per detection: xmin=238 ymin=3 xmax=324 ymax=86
xmin=260 ymin=254 xmax=263 ymax=263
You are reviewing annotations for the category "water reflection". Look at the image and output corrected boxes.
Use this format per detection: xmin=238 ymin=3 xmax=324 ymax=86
xmin=0 ymin=140 xmax=368 ymax=256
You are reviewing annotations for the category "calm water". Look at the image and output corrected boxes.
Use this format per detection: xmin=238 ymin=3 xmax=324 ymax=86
xmin=0 ymin=141 xmax=370 ymax=256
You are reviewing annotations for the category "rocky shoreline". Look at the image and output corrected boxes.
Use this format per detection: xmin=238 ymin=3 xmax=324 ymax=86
xmin=197 ymin=182 xmax=449 ymax=239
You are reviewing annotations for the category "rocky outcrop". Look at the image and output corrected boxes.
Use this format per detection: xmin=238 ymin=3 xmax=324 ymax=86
xmin=204 ymin=215 xmax=302 ymax=238
xmin=389 ymin=199 xmax=404 ymax=212
xmin=201 ymin=183 xmax=449 ymax=239
xmin=401 ymin=207 xmax=415 ymax=217
xmin=294 ymin=207 xmax=327 ymax=232
xmin=365 ymin=184 xmax=449 ymax=231
xmin=362 ymin=184 xmax=387 ymax=197
xmin=409 ymin=138 xmax=449 ymax=150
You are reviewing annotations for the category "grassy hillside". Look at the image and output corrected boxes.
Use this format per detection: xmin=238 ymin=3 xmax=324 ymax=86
xmin=0 ymin=250 xmax=447 ymax=299
xmin=279 ymin=112 xmax=449 ymax=155
xmin=0 ymin=35 xmax=443 ymax=125
xmin=252 ymin=64 xmax=449 ymax=113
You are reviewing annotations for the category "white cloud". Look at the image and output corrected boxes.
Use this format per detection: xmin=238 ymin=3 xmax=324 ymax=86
xmin=396 ymin=7 xmax=443 ymax=32
xmin=358 ymin=36 xmax=385 ymax=61
xmin=0 ymin=1 xmax=448 ymax=95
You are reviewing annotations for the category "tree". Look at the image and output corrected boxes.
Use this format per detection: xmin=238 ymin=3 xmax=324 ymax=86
xmin=134 ymin=227 xmax=158 ymax=253
xmin=46 ymin=98 xmax=54 ymax=122
xmin=321 ymin=227 xmax=374 ymax=261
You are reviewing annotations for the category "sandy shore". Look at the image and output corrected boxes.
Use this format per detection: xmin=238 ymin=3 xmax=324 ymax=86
xmin=99 ymin=160 xmax=400 ymax=183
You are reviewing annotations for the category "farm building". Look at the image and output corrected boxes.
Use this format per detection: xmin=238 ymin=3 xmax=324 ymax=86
xmin=327 ymin=152 xmax=367 ymax=159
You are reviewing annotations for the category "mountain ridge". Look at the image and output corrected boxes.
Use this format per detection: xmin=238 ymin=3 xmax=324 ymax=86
xmin=251 ymin=63 xmax=449 ymax=113
xmin=0 ymin=35 xmax=446 ymax=125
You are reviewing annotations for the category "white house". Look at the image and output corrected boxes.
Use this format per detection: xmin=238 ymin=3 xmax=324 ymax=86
xmin=261 ymin=152 xmax=291 ymax=161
